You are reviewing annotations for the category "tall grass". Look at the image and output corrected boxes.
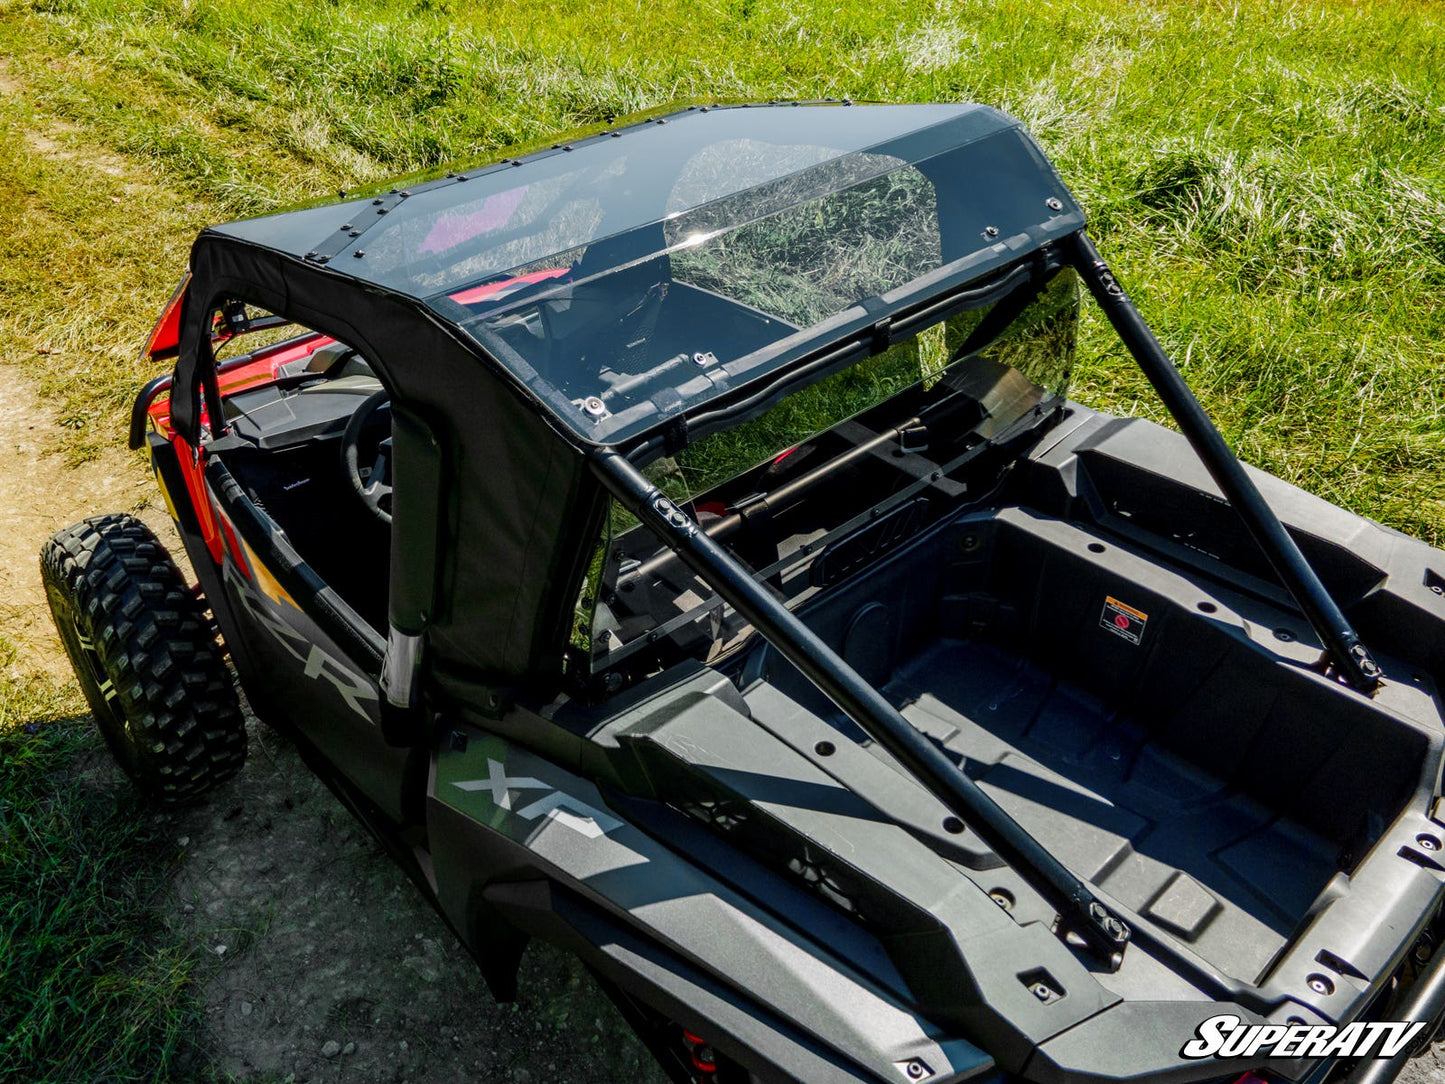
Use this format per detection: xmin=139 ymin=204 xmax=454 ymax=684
xmin=1 ymin=0 xmax=1440 ymax=534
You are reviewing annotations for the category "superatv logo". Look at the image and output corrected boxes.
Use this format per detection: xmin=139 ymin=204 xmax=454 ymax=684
xmin=1180 ymin=1014 xmax=1428 ymax=1060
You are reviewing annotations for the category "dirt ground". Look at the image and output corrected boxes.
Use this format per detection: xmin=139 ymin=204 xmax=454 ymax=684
xmin=0 ymin=364 xmax=663 ymax=1083
xmin=165 ymin=711 xmax=663 ymax=1084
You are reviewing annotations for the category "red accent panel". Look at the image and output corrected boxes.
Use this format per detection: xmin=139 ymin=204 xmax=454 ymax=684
xmin=143 ymin=272 xmax=190 ymax=361
xmin=216 ymin=513 xmax=251 ymax=580
xmin=448 ymin=267 xmax=568 ymax=305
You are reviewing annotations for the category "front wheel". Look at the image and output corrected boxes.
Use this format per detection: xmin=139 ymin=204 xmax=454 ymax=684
xmin=41 ymin=513 xmax=246 ymax=805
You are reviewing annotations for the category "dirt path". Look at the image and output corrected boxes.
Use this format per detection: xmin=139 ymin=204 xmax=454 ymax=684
xmin=0 ymin=380 xmax=660 ymax=1082
xmin=0 ymin=362 xmax=175 ymax=678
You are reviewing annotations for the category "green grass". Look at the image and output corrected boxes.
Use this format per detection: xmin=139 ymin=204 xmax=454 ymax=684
xmin=1 ymin=0 xmax=1441 ymax=531
xmin=0 ymin=644 xmax=207 ymax=1082
xmin=0 ymin=0 xmax=1442 ymax=1076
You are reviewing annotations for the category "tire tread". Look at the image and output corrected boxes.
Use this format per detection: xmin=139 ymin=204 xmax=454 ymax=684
xmin=40 ymin=513 xmax=246 ymax=805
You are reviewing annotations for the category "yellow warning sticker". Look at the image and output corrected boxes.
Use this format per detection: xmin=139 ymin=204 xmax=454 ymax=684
xmin=1101 ymin=596 xmax=1148 ymax=645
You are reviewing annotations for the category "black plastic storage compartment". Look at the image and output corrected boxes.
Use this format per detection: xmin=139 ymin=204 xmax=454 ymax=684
xmin=745 ymin=504 xmax=1433 ymax=986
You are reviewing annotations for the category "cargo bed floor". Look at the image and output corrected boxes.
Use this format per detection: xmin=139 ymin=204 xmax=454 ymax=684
xmin=884 ymin=639 xmax=1341 ymax=983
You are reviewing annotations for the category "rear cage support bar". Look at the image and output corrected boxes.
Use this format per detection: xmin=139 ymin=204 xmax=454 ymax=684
xmin=1064 ymin=232 xmax=1382 ymax=695
xmin=590 ymin=447 xmax=1133 ymax=968
xmin=589 ymin=227 xmax=1390 ymax=966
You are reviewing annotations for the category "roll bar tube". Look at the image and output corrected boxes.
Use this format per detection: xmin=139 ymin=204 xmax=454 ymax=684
xmin=590 ymin=447 xmax=1132 ymax=969
xmin=1065 ymin=232 xmax=1382 ymax=695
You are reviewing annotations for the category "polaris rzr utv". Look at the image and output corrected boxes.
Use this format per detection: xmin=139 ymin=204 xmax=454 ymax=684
xmin=43 ymin=102 xmax=1445 ymax=1084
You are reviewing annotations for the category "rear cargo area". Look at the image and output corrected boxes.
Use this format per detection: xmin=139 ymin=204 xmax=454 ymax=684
xmin=752 ymin=503 xmax=1432 ymax=984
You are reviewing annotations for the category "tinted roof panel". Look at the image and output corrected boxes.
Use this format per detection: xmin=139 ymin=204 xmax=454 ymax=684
xmin=211 ymin=103 xmax=1083 ymax=445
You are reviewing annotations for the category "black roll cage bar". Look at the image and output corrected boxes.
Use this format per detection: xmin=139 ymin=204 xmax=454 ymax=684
xmin=590 ymin=228 xmax=1384 ymax=969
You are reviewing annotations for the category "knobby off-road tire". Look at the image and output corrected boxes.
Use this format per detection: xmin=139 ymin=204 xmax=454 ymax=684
xmin=40 ymin=513 xmax=246 ymax=805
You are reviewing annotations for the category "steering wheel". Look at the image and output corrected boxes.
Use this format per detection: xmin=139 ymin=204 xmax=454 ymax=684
xmin=341 ymin=389 xmax=393 ymax=523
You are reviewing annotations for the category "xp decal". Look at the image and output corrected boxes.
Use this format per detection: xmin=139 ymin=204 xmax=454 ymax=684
xmin=1180 ymin=1015 xmax=1429 ymax=1060
xmin=451 ymin=758 xmax=623 ymax=839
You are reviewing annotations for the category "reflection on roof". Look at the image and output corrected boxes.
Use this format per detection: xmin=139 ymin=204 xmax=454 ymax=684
xmin=212 ymin=102 xmax=1084 ymax=445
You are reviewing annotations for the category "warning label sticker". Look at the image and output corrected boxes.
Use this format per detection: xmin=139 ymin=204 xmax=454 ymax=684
xmin=1100 ymin=596 xmax=1149 ymax=645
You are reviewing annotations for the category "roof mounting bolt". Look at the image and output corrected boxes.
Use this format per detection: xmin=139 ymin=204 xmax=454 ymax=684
xmin=401 ymin=189 xmax=412 ymax=197
xmin=376 ymin=207 xmax=388 ymax=215
xmin=315 ymin=255 xmax=330 ymax=263
xmin=905 ymin=1061 xmax=928 ymax=1080
xmin=511 ymin=160 xmax=522 ymax=167
xmin=353 ymin=250 xmax=365 ymax=258
xmin=1308 ymin=974 xmax=1334 ymax=996
xmin=1031 ymin=983 xmax=1053 ymax=1001
xmin=349 ymin=229 xmax=362 ymax=237
xmin=373 ymin=198 xmax=384 ymax=205
xmin=305 ymin=250 xmax=318 ymax=259
xmin=1046 ymin=197 xmax=1064 ymax=211
xmin=582 ymin=396 xmax=607 ymax=418
xmin=563 ymin=144 xmax=574 ymax=151
xmin=341 ymin=223 xmax=353 ymax=230
xmin=456 ymin=174 xmax=468 ymax=181
xmin=693 ymin=350 xmax=717 ymax=367
xmin=984 ymin=225 xmax=999 ymax=237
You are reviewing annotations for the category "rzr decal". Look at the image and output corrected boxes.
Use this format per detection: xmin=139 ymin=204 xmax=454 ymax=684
xmin=229 ymin=567 xmax=377 ymax=721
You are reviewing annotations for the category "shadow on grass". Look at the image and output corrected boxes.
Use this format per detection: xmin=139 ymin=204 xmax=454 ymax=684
xmin=0 ymin=704 xmax=216 ymax=1083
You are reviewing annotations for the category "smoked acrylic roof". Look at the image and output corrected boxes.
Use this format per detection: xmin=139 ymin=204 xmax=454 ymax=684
xmin=208 ymin=102 xmax=1085 ymax=446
